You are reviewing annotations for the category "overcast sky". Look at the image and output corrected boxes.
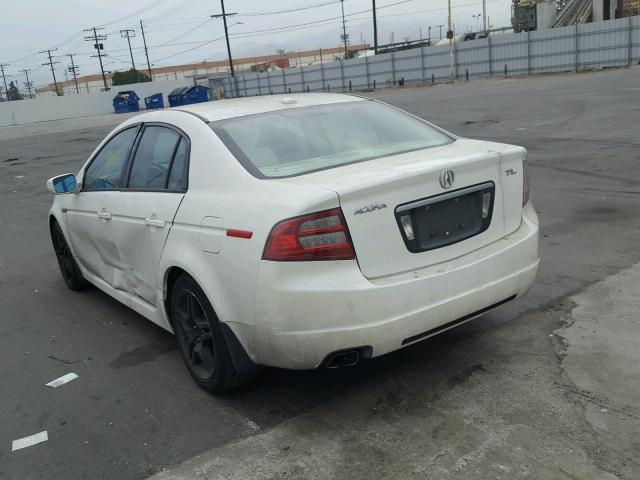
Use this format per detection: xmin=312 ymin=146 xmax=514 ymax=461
xmin=0 ymin=0 xmax=512 ymax=89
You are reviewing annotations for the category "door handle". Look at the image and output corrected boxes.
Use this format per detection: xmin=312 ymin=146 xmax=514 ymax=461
xmin=97 ymin=211 xmax=112 ymax=220
xmin=145 ymin=218 xmax=166 ymax=228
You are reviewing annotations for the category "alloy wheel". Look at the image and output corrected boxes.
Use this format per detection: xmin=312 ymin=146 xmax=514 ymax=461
xmin=174 ymin=289 xmax=215 ymax=380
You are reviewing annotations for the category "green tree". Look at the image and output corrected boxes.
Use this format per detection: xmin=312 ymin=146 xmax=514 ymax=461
xmin=7 ymin=81 xmax=22 ymax=100
xmin=111 ymin=69 xmax=151 ymax=86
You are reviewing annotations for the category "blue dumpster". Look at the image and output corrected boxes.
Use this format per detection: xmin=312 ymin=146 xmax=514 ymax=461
xmin=183 ymin=85 xmax=210 ymax=104
xmin=112 ymin=90 xmax=140 ymax=114
xmin=168 ymin=87 xmax=188 ymax=107
xmin=144 ymin=93 xmax=164 ymax=110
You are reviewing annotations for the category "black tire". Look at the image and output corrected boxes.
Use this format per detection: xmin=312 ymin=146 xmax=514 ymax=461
xmin=50 ymin=220 xmax=89 ymax=291
xmin=170 ymin=273 xmax=253 ymax=392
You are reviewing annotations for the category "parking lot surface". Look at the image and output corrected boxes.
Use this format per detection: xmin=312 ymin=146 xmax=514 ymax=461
xmin=1 ymin=67 xmax=639 ymax=480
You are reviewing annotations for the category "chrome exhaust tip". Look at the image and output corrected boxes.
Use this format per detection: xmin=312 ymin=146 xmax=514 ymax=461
xmin=326 ymin=350 xmax=360 ymax=369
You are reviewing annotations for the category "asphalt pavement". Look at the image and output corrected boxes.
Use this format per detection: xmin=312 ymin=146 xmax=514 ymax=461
xmin=1 ymin=67 xmax=639 ymax=480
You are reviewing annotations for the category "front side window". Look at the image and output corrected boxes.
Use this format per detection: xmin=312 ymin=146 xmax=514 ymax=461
xmin=83 ymin=127 xmax=138 ymax=190
xmin=210 ymin=100 xmax=453 ymax=178
xmin=128 ymin=126 xmax=181 ymax=189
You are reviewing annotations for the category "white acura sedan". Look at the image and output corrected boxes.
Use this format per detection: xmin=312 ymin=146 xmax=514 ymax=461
xmin=47 ymin=93 xmax=539 ymax=392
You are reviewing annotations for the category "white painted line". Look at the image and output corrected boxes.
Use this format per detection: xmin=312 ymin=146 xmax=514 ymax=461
xmin=12 ymin=431 xmax=48 ymax=451
xmin=45 ymin=372 xmax=78 ymax=388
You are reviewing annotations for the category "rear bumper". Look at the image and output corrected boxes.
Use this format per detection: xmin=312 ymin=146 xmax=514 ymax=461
xmin=235 ymin=203 xmax=539 ymax=369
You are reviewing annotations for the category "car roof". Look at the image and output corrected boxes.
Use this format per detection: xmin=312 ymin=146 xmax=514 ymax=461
xmin=173 ymin=92 xmax=366 ymax=122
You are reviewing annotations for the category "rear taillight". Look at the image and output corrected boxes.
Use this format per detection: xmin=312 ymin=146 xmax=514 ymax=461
xmin=522 ymin=158 xmax=531 ymax=205
xmin=263 ymin=208 xmax=355 ymax=261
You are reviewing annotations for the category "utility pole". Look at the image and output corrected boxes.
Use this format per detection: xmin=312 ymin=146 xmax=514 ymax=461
xmin=39 ymin=49 xmax=61 ymax=96
xmin=340 ymin=0 xmax=349 ymax=58
xmin=140 ymin=20 xmax=153 ymax=80
xmin=84 ymin=27 xmax=109 ymax=91
xmin=372 ymin=0 xmax=378 ymax=54
xmin=438 ymin=24 xmax=444 ymax=39
xmin=66 ymin=54 xmax=80 ymax=94
xmin=428 ymin=26 xmax=432 ymax=45
xmin=0 ymin=64 xmax=9 ymax=101
xmin=20 ymin=69 xmax=32 ymax=98
xmin=447 ymin=0 xmax=454 ymax=81
xmin=483 ymin=0 xmax=487 ymax=32
xmin=211 ymin=1 xmax=237 ymax=96
xmin=120 ymin=29 xmax=137 ymax=74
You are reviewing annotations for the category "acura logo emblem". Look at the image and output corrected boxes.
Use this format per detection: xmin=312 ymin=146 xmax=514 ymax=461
xmin=439 ymin=170 xmax=454 ymax=189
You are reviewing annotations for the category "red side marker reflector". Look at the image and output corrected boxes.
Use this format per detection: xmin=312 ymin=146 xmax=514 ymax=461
xmin=227 ymin=229 xmax=253 ymax=239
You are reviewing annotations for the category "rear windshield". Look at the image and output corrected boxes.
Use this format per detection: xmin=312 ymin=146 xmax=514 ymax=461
xmin=210 ymin=100 xmax=453 ymax=178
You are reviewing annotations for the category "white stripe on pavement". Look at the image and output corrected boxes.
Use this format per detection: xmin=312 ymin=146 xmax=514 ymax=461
xmin=12 ymin=431 xmax=48 ymax=451
xmin=45 ymin=372 xmax=78 ymax=388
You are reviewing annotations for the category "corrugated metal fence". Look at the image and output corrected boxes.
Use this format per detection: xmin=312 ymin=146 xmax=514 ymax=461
xmin=222 ymin=16 xmax=640 ymax=97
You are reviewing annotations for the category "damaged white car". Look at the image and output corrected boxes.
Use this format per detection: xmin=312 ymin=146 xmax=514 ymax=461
xmin=47 ymin=93 xmax=539 ymax=392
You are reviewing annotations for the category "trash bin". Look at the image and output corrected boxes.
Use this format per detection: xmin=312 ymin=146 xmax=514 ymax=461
xmin=144 ymin=93 xmax=164 ymax=110
xmin=182 ymin=85 xmax=210 ymax=105
xmin=168 ymin=87 xmax=189 ymax=107
xmin=112 ymin=91 xmax=140 ymax=114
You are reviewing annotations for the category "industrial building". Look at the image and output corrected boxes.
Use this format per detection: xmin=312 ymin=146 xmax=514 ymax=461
xmin=512 ymin=0 xmax=638 ymax=32
xmin=35 ymin=44 xmax=368 ymax=96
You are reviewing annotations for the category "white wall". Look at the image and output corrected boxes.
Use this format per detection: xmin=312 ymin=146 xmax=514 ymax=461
xmin=0 ymin=78 xmax=196 ymax=127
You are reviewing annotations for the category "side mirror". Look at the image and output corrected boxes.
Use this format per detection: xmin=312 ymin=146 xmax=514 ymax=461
xmin=47 ymin=173 xmax=78 ymax=194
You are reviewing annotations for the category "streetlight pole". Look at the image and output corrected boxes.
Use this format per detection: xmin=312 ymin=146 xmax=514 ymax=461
xmin=473 ymin=14 xmax=480 ymax=32
xmin=438 ymin=24 xmax=444 ymax=40
xmin=428 ymin=26 xmax=432 ymax=45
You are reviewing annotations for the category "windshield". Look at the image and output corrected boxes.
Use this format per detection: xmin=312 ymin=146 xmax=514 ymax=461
xmin=210 ymin=100 xmax=453 ymax=178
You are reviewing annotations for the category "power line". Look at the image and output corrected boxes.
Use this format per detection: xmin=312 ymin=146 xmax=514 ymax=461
xmin=236 ymin=0 xmax=342 ymax=17
xmin=152 ymin=34 xmax=224 ymax=63
xmin=153 ymin=18 xmax=211 ymax=47
xmin=227 ymin=0 xmax=415 ymax=38
xmin=148 ymin=0 xmax=416 ymax=64
xmin=39 ymin=50 xmax=61 ymax=96
xmin=97 ymin=0 xmax=172 ymax=27
xmin=146 ymin=0 xmax=206 ymax=21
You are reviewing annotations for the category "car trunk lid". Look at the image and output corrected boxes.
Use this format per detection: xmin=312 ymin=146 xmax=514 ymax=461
xmin=276 ymin=139 xmax=525 ymax=279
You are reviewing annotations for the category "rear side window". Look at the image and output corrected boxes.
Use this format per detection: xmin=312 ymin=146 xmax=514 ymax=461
xmin=210 ymin=101 xmax=453 ymax=178
xmin=128 ymin=126 xmax=181 ymax=189
xmin=167 ymin=138 xmax=188 ymax=190
xmin=83 ymin=127 xmax=138 ymax=190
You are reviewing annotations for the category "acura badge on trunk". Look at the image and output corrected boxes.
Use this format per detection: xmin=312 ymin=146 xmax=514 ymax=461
xmin=439 ymin=170 xmax=455 ymax=189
